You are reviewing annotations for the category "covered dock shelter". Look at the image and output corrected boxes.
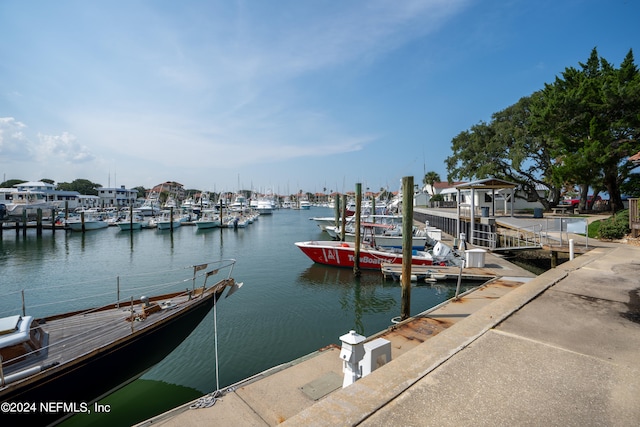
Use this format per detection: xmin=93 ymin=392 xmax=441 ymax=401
xmin=455 ymin=178 xmax=518 ymax=245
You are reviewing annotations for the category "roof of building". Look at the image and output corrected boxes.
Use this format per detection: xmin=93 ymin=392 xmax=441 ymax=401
xmin=455 ymin=178 xmax=518 ymax=190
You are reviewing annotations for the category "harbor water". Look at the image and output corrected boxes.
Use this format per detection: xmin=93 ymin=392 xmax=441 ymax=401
xmin=0 ymin=207 xmax=478 ymax=426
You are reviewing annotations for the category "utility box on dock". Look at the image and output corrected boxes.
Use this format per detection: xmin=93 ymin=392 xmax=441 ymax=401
xmin=465 ymin=248 xmax=487 ymax=268
xmin=339 ymin=330 xmax=366 ymax=388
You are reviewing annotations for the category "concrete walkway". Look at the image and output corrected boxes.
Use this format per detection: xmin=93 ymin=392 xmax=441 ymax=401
xmin=138 ymin=231 xmax=640 ymax=426
xmin=285 ymin=243 xmax=640 ymax=426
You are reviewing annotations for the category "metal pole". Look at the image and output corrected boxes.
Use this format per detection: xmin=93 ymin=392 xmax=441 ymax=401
xmin=455 ymin=259 xmax=465 ymax=300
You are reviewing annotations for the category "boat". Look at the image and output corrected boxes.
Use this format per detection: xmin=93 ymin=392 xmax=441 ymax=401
xmin=224 ymin=214 xmax=250 ymax=228
xmin=0 ymin=259 xmax=241 ymax=426
xmin=116 ymin=213 xmax=149 ymax=231
xmin=65 ymin=213 xmax=109 ymax=231
xmin=155 ymin=211 xmax=190 ymax=230
xmin=194 ymin=210 xmax=222 ymax=229
xmin=339 ymin=222 xmax=433 ymax=250
xmin=299 ymin=199 xmax=311 ymax=210
xmin=294 ymin=240 xmax=461 ymax=270
xmin=255 ymin=198 xmax=275 ymax=215
xmin=310 ymin=216 xmax=342 ymax=232
xmin=138 ymin=197 xmax=161 ymax=217
xmin=1 ymin=190 xmax=56 ymax=219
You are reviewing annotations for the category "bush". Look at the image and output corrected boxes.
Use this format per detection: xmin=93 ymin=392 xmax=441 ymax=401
xmin=597 ymin=210 xmax=630 ymax=240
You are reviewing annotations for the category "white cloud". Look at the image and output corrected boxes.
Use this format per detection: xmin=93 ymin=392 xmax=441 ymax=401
xmin=0 ymin=117 xmax=33 ymax=161
xmin=36 ymin=132 xmax=95 ymax=164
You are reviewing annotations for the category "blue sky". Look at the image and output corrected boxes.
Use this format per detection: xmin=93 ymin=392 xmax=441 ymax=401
xmin=1 ymin=0 xmax=638 ymax=195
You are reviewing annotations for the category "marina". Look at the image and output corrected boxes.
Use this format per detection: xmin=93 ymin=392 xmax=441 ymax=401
xmin=0 ymin=206 xmax=483 ymax=426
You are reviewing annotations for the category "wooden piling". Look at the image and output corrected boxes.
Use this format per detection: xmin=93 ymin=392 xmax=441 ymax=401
xmin=129 ymin=205 xmax=134 ymax=233
xmin=353 ymin=183 xmax=362 ymax=277
xmin=340 ymin=194 xmax=347 ymax=242
xmin=401 ymin=176 xmax=414 ymax=321
xmin=334 ymin=194 xmax=340 ymax=228
xmin=81 ymin=211 xmax=86 ymax=233
xmin=37 ymin=208 xmax=43 ymax=236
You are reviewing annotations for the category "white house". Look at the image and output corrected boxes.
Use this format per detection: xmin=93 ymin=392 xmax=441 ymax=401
xmin=97 ymin=185 xmax=139 ymax=208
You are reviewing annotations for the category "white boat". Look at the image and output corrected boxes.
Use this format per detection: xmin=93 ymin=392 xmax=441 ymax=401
xmin=155 ymin=211 xmax=187 ymax=230
xmin=299 ymin=199 xmax=311 ymax=210
xmin=255 ymin=198 xmax=275 ymax=215
xmin=1 ymin=190 xmax=55 ymax=218
xmin=116 ymin=214 xmax=149 ymax=231
xmin=229 ymin=195 xmax=249 ymax=212
xmin=224 ymin=214 xmax=250 ymax=228
xmin=195 ymin=210 xmax=222 ymax=229
xmin=138 ymin=198 xmax=160 ymax=216
xmin=339 ymin=223 xmax=433 ymax=250
xmin=66 ymin=213 xmax=109 ymax=231
xmin=311 ymin=216 xmax=344 ymax=232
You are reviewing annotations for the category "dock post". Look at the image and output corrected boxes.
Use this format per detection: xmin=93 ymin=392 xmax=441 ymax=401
xmin=129 ymin=205 xmax=134 ymax=233
xmin=401 ymin=176 xmax=413 ymax=321
xmin=81 ymin=211 xmax=86 ymax=232
xmin=170 ymin=207 xmax=174 ymax=232
xmin=341 ymin=194 xmax=347 ymax=241
xmin=569 ymin=239 xmax=575 ymax=260
xmin=22 ymin=210 xmax=27 ymax=237
xmin=353 ymin=183 xmax=362 ymax=277
xmin=334 ymin=193 xmax=340 ymax=228
xmin=37 ymin=208 xmax=43 ymax=236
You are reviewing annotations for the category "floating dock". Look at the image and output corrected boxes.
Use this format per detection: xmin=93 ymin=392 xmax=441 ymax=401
xmin=379 ymin=263 xmax=496 ymax=282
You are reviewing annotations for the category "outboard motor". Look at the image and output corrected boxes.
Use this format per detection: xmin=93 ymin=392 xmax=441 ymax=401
xmin=432 ymin=241 xmax=451 ymax=258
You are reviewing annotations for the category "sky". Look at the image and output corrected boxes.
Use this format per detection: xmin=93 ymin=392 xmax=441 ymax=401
xmin=1 ymin=0 xmax=638 ymax=195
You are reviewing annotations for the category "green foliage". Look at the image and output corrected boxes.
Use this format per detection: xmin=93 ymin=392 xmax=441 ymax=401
xmin=422 ymin=171 xmax=441 ymax=193
xmin=620 ymin=173 xmax=640 ymax=197
xmin=0 ymin=179 xmax=27 ymax=188
xmin=596 ymin=210 xmax=631 ymax=239
xmin=132 ymin=186 xmax=147 ymax=198
xmin=446 ymin=47 xmax=640 ymax=213
xmin=56 ymin=179 xmax=103 ymax=195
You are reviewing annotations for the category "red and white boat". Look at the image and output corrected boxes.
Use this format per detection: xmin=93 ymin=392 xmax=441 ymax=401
xmin=294 ymin=240 xmax=459 ymax=270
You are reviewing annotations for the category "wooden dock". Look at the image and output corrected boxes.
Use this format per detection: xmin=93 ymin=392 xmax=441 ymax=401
xmin=380 ymin=263 xmax=500 ymax=283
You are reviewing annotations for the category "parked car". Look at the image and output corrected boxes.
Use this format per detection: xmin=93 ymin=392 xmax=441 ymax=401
xmin=568 ymin=195 xmax=602 ymax=209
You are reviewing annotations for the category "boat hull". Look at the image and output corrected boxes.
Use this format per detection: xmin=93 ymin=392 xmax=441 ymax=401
xmin=0 ymin=291 xmax=217 ymax=426
xmin=67 ymin=221 xmax=108 ymax=231
xmin=116 ymin=221 xmax=143 ymax=231
xmin=156 ymin=221 xmax=181 ymax=230
xmin=294 ymin=241 xmax=434 ymax=270
xmin=195 ymin=220 xmax=221 ymax=229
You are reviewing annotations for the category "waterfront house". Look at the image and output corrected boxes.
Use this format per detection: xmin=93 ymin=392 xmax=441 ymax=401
xmin=97 ymin=185 xmax=139 ymax=208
